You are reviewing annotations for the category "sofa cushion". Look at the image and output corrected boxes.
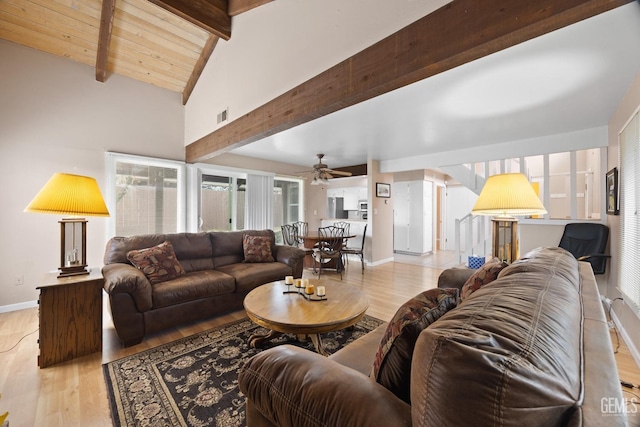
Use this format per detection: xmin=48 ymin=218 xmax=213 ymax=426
xmin=460 ymin=259 xmax=508 ymax=300
xmin=371 ymin=288 xmax=458 ymax=403
xmin=243 ymin=234 xmax=275 ymax=263
xmin=151 ymin=270 xmax=236 ymax=309
xmin=126 ymin=240 xmax=186 ymax=285
xmin=217 ymin=262 xmax=291 ymax=293
xmin=211 ymin=230 xmax=278 ymax=268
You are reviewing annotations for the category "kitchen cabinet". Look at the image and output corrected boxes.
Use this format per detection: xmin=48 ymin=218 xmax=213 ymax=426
xmin=393 ymin=181 xmax=433 ymax=254
xmin=326 ymin=187 xmax=367 ymax=211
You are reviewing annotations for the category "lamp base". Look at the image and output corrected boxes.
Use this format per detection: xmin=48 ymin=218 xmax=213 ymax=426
xmin=58 ymin=265 xmax=90 ymax=278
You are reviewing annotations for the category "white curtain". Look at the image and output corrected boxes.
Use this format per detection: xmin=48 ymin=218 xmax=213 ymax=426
xmin=245 ymin=174 xmax=274 ymax=230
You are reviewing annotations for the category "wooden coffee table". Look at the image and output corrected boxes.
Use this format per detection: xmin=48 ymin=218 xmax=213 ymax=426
xmin=243 ymin=279 xmax=369 ymax=356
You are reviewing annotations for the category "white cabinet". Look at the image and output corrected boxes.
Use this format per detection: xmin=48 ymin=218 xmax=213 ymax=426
xmin=326 ymin=187 xmax=367 ymax=211
xmin=393 ymin=181 xmax=433 ymax=254
xmin=343 ymin=188 xmax=359 ymax=210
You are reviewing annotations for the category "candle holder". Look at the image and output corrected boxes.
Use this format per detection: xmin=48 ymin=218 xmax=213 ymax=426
xmin=302 ymin=292 xmax=327 ymax=302
xmin=281 ymin=280 xmax=327 ymax=301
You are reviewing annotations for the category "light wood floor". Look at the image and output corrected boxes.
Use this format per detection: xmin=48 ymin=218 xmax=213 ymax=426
xmin=0 ymin=256 xmax=639 ymax=426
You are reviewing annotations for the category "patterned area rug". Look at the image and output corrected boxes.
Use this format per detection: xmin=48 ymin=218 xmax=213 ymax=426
xmin=103 ymin=315 xmax=384 ymax=427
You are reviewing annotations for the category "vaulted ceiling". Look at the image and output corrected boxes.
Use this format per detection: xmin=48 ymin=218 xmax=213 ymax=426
xmin=0 ymin=0 xmax=271 ymax=104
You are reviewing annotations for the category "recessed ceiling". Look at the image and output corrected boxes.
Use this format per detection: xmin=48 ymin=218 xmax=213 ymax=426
xmin=230 ymin=3 xmax=640 ymax=172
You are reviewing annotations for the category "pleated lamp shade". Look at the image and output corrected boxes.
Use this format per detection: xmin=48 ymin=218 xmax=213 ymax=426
xmin=24 ymin=173 xmax=110 ymax=217
xmin=472 ymin=173 xmax=547 ymax=217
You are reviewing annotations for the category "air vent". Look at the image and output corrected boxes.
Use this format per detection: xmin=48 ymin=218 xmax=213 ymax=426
xmin=217 ymin=108 xmax=228 ymax=124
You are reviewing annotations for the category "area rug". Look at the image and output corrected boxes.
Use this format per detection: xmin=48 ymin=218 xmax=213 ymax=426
xmin=103 ymin=315 xmax=383 ymax=427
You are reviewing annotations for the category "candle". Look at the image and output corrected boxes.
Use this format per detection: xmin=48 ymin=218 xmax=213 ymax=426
xmin=305 ymin=284 xmax=315 ymax=295
xmin=295 ymin=279 xmax=303 ymax=288
xmin=316 ymin=286 xmax=326 ymax=297
xmin=302 ymin=278 xmax=309 ymax=287
xmin=285 ymin=276 xmax=293 ymax=285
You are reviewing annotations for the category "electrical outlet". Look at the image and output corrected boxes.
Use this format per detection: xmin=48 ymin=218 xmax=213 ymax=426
xmin=15 ymin=275 xmax=24 ymax=285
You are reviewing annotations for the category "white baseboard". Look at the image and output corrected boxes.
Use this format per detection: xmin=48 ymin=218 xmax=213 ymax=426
xmin=369 ymin=257 xmax=394 ymax=267
xmin=611 ymin=308 xmax=640 ymax=369
xmin=0 ymin=300 xmax=38 ymax=314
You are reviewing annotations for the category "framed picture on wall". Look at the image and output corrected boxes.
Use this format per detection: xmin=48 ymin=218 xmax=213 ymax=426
xmin=606 ymin=167 xmax=619 ymax=215
xmin=376 ymin=182 xmax=390 ymax=198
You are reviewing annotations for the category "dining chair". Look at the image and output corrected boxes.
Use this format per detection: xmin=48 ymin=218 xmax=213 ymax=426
xmin=333 ymin=221 xmax=351 ymax=246
xmin=281 ymin=224 xmax=298 ymax=246
xmin=313 ymin=225 xmax=345 ymax=279
xmin=342 ymin=223 xmax=367 ymax=274
xmin=292 ymin=221 xmax=309 ymax=246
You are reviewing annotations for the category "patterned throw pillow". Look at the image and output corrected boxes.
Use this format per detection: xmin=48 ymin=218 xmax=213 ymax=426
xmin=371 ymin=287 xmax=459 ymax=403
xmin=126 ymin=240 xmax=186 ymax=285
xmin=460 ymin=260 xmax=508 ymax=300
xmin=243 ymin=234 xmax=275 ymax=263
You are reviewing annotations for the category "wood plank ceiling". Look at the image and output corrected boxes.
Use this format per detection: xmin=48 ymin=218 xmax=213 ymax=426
xmin=0 ymin=0 xmax=271 ymax=104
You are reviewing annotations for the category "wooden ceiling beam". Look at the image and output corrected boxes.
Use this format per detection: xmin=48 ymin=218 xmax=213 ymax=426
xmin=228 ymin=0 xmax=273 ymax=16
xmin=147 ymin=0 xmax=231 ymax=40
xmin=96 ymin=0 xmax=116 ymax=82
xmin=185 ymin=0 xmax=632 ymax=163
xmin=182 ymin=34 xmax=219 ymax=105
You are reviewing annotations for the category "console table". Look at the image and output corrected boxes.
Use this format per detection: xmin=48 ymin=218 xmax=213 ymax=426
xmin=37 ymin=269 xmax=103 ymax=368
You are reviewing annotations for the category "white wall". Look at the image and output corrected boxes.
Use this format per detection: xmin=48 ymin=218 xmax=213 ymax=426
xmin=0 ymin=40 xmax=184 ymax=309
xmin=184 ymin=0 xmax=449 ymax=144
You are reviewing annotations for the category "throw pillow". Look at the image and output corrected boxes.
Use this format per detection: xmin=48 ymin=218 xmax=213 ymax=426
xmin=126 ymin=240 xmax=186 ymax=285
xmin=243 ymin=234 xmax=275 ymax=263
xmin=371 ymin=287 xmax=459 ymax=404
xmin=460 ymin=260 xmax=508 ymax=300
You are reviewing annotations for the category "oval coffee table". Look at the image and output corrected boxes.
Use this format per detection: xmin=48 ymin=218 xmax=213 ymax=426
xmin=243 ymin=279 xmax=369 ymax=356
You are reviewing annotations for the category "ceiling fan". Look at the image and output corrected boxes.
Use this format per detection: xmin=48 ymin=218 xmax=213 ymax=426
xmin=305 ymin=154 xmax=352 ymax=185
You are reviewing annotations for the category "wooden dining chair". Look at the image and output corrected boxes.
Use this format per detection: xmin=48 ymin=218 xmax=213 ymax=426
xmin=313 ymin=225 xmax=345 ymax=279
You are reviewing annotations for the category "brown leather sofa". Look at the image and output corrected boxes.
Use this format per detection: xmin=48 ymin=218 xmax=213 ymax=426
xmin=103 ymin=229 xmax=306 ymax=346
xmin=239 ymin=247 xmax=626 ymax=426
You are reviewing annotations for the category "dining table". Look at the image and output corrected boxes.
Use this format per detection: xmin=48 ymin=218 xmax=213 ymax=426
xmin=301 ymin=232 xmax=356 ymax=270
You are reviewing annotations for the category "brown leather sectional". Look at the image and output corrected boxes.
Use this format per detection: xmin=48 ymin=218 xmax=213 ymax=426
xmin=102 ymin=229 xmax=306 ymax=346
xmin=239 ymin=247 xmax=626 ymax=426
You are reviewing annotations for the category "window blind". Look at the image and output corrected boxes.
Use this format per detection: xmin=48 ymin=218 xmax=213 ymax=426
xmin=619 ymin=111 xmax=640 ymax=310
xmin=245 ymin=174 xmax=274 ymax=230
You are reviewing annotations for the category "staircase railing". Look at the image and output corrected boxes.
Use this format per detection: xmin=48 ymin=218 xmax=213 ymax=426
xmin=454 ymin=213 xmax=490 ymax=265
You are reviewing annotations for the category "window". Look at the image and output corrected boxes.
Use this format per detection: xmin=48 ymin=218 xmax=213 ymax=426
xmin=199 ymin=174 xmax=245 ymax=231
xmin=516 ymin=148 xmax=604 ymax=221
xmin=273 ymin=178 xmax=302 ymax=228
xmin=619 ymin=111 xmax=640 ymax=310
xmin=106 ymin=153 xmax=186 ymax=237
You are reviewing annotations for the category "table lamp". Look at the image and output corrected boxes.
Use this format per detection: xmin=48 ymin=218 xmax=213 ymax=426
xmin=471 ymin=173 xmax=547 ymax=263
xmin=24 ymin=173 xmax=110 ymax=277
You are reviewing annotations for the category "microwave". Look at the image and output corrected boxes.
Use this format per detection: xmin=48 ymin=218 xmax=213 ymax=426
xmin=359 ymin=202 xmax=367 ymax=211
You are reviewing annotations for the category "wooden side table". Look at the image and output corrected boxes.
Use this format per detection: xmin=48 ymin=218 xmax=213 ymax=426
xmin=36 ymin=269 xmax=104 ymax=368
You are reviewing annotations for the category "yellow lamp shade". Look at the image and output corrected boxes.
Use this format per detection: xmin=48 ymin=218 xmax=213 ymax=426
xmin=24 ymin=173 xmax=110 ymax=217
xmin=472 ymin=173 xmax=547 ymax=217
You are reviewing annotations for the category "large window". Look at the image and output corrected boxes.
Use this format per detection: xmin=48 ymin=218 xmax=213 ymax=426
xmin=619 ymin=111 xmax=640 ymax=310
xmin=106 ymin=153 xmax=186 ymax=237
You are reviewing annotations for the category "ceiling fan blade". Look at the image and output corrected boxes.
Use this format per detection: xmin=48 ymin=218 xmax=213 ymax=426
xmin=327 ymin=169 xmax=352 ymax=177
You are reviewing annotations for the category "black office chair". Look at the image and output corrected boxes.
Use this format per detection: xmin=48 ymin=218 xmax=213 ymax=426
xmin=558 ymin=223 xmax=610 ymax=275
